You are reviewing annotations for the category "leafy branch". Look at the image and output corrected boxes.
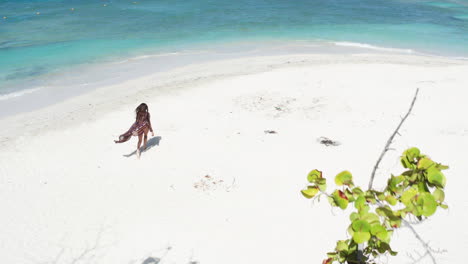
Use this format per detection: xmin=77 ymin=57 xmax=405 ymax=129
xmin=301 ymin=89 xmax=449 ymax=264
xmin=302 ymin=149 xmax=448 ymax=264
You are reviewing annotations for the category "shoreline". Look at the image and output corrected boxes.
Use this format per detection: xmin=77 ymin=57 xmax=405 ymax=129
xmin=2 ymin=39 xmax=467 ymax=119
xmin=1 ymin=52 xmax=467 ymax=147
xmin=1 ymin=51 xmax=468 ymax=264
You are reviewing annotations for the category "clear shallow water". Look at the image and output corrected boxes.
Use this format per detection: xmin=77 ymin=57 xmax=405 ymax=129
xmin=1 ymin=0 xmax=468 ymax=110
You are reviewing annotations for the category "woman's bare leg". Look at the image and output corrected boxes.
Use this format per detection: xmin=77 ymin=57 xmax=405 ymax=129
xmin=143 ymin=128 xmax=149 ymax=150
xmin=137 ymin=134 xmax=143 ymax=158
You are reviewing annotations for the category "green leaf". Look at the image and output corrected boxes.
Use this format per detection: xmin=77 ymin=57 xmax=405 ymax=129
xmin=385 ymin=230 xmax=394 ymax=243
xmin=404 ymin=147 xmax=421 ymax=160
xmin=364 ymin=191 xmax=377 ymax=204
xmin=352 ymin=220 xmax=371 ymax=232
xmin=440 ymin=204 xmax=449 ymax=209
xmin=408 ymin=172 xmax=419 ymax=182
xmin=409 ymin=203 xmax=422 ymax=217
xmin=316 ymin=178 xmax=327 ymax=185
xmin=307 ymin=169 xmax=322 ymax=183
xmin=376 ymin=191 xmax=386 ymax=201
xmin=398 ymin=210 xmax=407 ymax=219
xmin=401 ymin=147 xmax=420 ymax=168
xmin=352 ymin=187 xmax=364 ymax=196
xmin=350 ymin=212 xmax=359 ymax=222
xmin=347 ymin=225 xmax=354 ymax=237
xmin=426 ymin=167 xmax=446 ymax=188
xmin=436 ymin=164 xmax=449 ymax=170
xmin=361 ymin=212 xmax=380 ymax=225
xmin=354 ymin=195 xmax=366 ymax=210
xmin=318 ymin=183 xmax=327 ymax=192
xmin=388 ymin=175 xmax=404 ymax=190
xmin=433 ymin=189 xmax=445 ymax=202
xmin=417 ymin=181 xmax=430 ymax=193
xmin=378 ymin=242 xmax=398 ymax=256
xmin=301 ymin=186 xmax=319 ymax=199
xmin=345 ymin=188 xmax=355 ymax=202
xmin=338 ymin=254 xmax=346 ymax=263
xmin=401 ymin=156 xmax=413 ymax=169
xmin=376 ymin=206 xmax=400 ymax=221
xmin=358 ymin=204 xmax=370 ymax=215
xmin=332 ymin=190 xmax=349 ymax=209
xmin=352 ymin=231 xmax=371 ymax=244
xmin=385 ymin=195 xmax=397 ymax=206
xmin=401 ymin=187 xmax=418 ymax=206
xmin=335 ymin=240 xmax=348 ymax=251
xmin=417 ymin=158 xmax=434 ymax=170
xmin=335 ymin=171 xmax=354 ymax=186
xmin=371 ymin=224 xmax=389 ymax=240
xmin=417 ymin=192 xmax=438 ymax=217
xmin=389 ymin=218 xmax=402 ymax=228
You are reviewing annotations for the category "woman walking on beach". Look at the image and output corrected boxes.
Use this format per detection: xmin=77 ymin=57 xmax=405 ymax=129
xmin=115 ymin=103 xmax=154 ymax=158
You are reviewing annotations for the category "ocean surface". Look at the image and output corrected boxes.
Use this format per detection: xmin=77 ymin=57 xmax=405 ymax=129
xmin=1 ymin=0 xmax=468 ymax=116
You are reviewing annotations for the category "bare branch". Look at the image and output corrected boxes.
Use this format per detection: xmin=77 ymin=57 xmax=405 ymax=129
xmin=368 ymin=88 xmax=420 ymax=190
xmin=70 ymin=229 xmax=103 ymax=264
xmin=51 ymin=248 xmax=65 ymax=264
xmin=403 ymin=220 xmax=437 ymax=264
xmin=407 ymin=250 xmax=429 ymax=264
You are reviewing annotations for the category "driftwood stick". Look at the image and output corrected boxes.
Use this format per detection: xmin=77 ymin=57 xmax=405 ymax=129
xmin=368 ymin=88 xmax=420 ymax=190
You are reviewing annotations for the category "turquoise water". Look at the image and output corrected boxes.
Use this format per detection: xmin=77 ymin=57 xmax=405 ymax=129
xmin=1 ymin=0 xmax=468 ymax=101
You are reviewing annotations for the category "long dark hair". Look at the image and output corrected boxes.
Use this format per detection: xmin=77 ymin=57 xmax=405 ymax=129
xmin=135 ymin=103 xmax=149 ymax=116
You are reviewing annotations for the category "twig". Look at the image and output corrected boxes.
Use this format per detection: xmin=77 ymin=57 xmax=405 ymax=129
xmin=368 ymin=88 xmax=420 ymax=190
xmin=407 ymin=250 xmax=428 ymax=264
xmin=403 ymin=220 xmax=437 ymax=264
xmin=51 ymin=248 xmax=65 ymax=264
xmin=70 ymin=228 xmax=103 ymax=264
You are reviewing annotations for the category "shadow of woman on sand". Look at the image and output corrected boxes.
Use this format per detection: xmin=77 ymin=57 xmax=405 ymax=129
xmin=124 ymin=136 xmax=162 ymax=158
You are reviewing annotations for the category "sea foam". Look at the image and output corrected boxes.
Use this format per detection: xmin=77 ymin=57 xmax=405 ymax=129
xmin=0 ymin=87 xmax=41 ymax=101
xmin=333 ymin=42 xmax=414 ymax=54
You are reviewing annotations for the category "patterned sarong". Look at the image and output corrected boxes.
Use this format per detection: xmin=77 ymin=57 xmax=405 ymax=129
xmin=115 ymin=112 xmax=151 ymax=143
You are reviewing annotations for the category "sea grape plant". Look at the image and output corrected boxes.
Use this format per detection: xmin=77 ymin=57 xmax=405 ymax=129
xmin=301 ymin=147 xmax=448 ymax=264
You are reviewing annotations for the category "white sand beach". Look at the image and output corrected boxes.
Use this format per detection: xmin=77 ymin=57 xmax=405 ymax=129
xmin=1 ymin=53 xmax=468 ymax=264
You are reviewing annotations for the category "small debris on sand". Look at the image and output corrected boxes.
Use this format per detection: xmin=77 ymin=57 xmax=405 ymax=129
xmin=194 ymin=175 xmax=224 ymax=191
xmin=317 ymin=136 xmax=340 ymax=146
xmin=142 ymin=257 xmax=160 ymax=264
xmin=264 ymin=130 xmax=277 ymax=134
xmin=194 ymin=175 xmax=235 ymax=192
